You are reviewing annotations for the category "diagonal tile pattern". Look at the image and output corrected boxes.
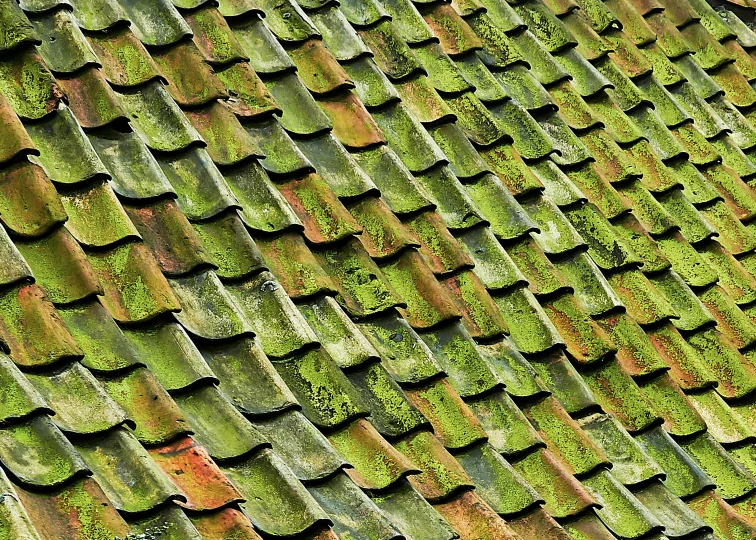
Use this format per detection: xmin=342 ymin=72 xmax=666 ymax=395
xmin=1 ymin=0 xmax=756 ymax=537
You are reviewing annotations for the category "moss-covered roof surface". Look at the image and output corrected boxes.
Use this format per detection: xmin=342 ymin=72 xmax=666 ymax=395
xmin=3 ymin=0 xmax=756 ymax=537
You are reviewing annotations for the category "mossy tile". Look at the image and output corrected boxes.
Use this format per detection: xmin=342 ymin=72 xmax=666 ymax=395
xmin=672 ymin=125 xmax=720 ymax=169
xmin=493 ymin=64 xmax=554 ymax=112
xmin=476 ymin=337 xmax=547 ymax=398
xmin=0 ymin=283 xmax=81 ymax=368
xmin=455 ymin=54 xmax=509 ymax=105
xmin=467 ymin=389 xmax=542 ymax=456
xmin=416 ymin=165 xmax=487 ymax=230
xmin=124 ymin=321 xmax=214 ymax=392
xmin=15 ymin=476 xmax=130 ymax=540
xmin=223 ymin=161 xmax=300 ymax=232
xmin=457 ymin=225 xmax=526 ymax=292
xmin=411 ymin=41 xmax=472 ymax=94
xmin=582 ymin=359 xmax=660 ymax=432
xmin=646 ymin=324 xmax=716 ymax=392
xmin=732 ymin=393 xmax=756 ymax=437
xmin=699 ymin=201 xmax=756 ymax=255
xmin=441 ymin=271 xmax=509 ymax=340
xmin=587 ymin=93 xmax=644 ymax=146
xmin=280 ymin=175 xmax=360 ymax=242
xmin=598 ymin=313 xmax=667 ymax=378
xmin=395 ymin=75 xmax=455 ymax=126
xmin=507 ymin=236 xmax=570 ymax=297
xmin=724 ymin=37 xmax=756 ymax=83
xmin=184 ymin=6 xmax=246 ymax=65
xmin=297 ymin=133 xmax=377 ymax=198
xmin=127 ymin=505 xmax=202 ymax=539
xmin=357 ymin=20 xmax=423 ymax=80
xmin=0 ymin=352 xmax=48 ymax=424
xmin=56 ymin=67 xmax=127 ymax=130
xmin=541 ymin=112 xmax=593 ymax=167
xmin=124 ymin=200 xmax=212 ymax=277
xmin=254 ymin=0 xmax=318 ymax=42
xmin=0 ymin=48 xmax=62 ymax=120
xmin=558 ymin=49 xmax=615 ymax=99
xmin=490 ymin=100 xmax=554 ymax=160
xmin=252 ymin=409 xmax=346 ymax=482
xmin=308 ymin=6 xmax=371 ymax=62
xmin=420 ymin=322 xmax=500 ymax=397
xmin=370 ymin=480 xmax=456 ymax=540
xmin=457 ymin=442 xmax=542 ymax=516
xmin=649 ymin=271 xmax=715 ymax=333
xmin=698 ymin=285 xmax=756 ymax=350
xmin=274 ymin=348 xmax=368 ymax=429
xmin=356 ymin=312 xmax=443 ymax=384
xmin=351 ymin=144 xmax=432 ymax=215
xmin=670 ymin=83 xmax=729 ymax=140
xmin=405 ymin=378 xmax=486 ymax=449
xmin=549 ymin=79 xmax=601 ymax=132
xmin=381 ymin=0 xmax=436 ymax=43
xmin=342 ymin=56 xmax=400 ymax=109
xmin=202 ymin=337 xmax=296 ymax=416
xmin=687 ymin=489 xmax=756 ymax=540
xmin=28 ymin=361 xmax=127 ymax=435
xmin=627 ymin=106 xmax=687 ymax=162
xmin=371 ymin=103 xmax=445 ymax=173
xmin=185 ymin=102 xmax=263 ymax=167
xmin=215 ymin=62 xmax=279 ymax=119
xmin=608 ymin=269 xmax=678 ymax=326
xmin=405 ymin=210 xmax=472 ymax=274
xmin=423 ymin=3 xmax=482 ymax=56
xmin=190 ymin=506 xmax=263 ymax=540
xmin=347 ymin=362 xmax=428 ymax=438
xmin=316 ymin=238 xmax=403 ymax=318
xmin=698 ymin=240 xmax=756 ymax=305
xmin=655 ymin=231 xmax=718 ymax=288
xmin=580 ymin=413 xmax=664 ymax=486
xmin=680 ymin=23 xmax=734 ymax=71
xmin=543 ymin=293 xmax=617 ymax=365
xmin=152 ymin=41 xmax=227 ymax=108
xmin=530 ymin=158 xmax=584 ymax=206
xmin=561 ymin=513 xmax=618 ymax=540
xmin=226 ymin=271 xmax=317 ymax=358
xmin=532 ymin=349 xmax=599 ymax=414
xmin=564 ymin=202 xmax=639 ymax=271
xmin=100 ymin=367 xmax=189 ymax=445
xmin=192 ymin=211 xmax=265 ymax=281
xmin=680 ymin=433 xmax=756 ymax=500
xmin=26 ymin=106 xmax=108 ymax=185
xmin=89 ymin=130 xmax=173 ymax=200
xmin=318 ymin=91 xmax=386 ymax=150
xmin=434 ymin=490 xmax=522 ymax=540
xmin=351 ymin=197 xmax=418 ymax=260
xmin=711 ymin=136 xmax=756 ymax=181
xmin=75 ymin=428 xmax=180 ymax=513
xmin=85 ymin=27 xmax=160 ymax=88
xmin=508 ymin=31 xmax=569 ymax=86
xmin=493 ymin=286 xmax=564 ymax=355
xmin=115 ymin=82 xmax=202 ymax=152
xmin=393 ymin=430 xmax=472 ymax=500
xmin=169 ymin=270 xmax=253 ymax=340
xmin=618 ymin=180 xmax=677 ymax=236
xmin=470 ymin=12 xmax=528 ymax=70
xmin=582 ymin=470 xmax=663 ymax=538
xmin=521 ymin=195 xmax=585 ymax=255
xmin=0 ymin=415 xmax=87 ymax=488
xmin=511 ymin=447 xmax=597 ymax=518
xmin=606 ymin=31 xmax=654 ymax=79
xmin=524 ymin=395 xmax=609 ymax=476
xmin=0 ymin=95 xmax=35 ymax=167
xmin=688 ymin=390 xmax=754 ymax=445
xmin=478 ymin=142 xmax=545 ymax=198
xmin=711 ymin=96 xmax=756 ymax=151
xmin=338 ymin=0 xmax=389 ymax=26
xmin=307 ymin=473 xmax=400 ymax=540
xmin=221 ymin=449 xmax=330 ymax=537
xmin=299 ymin=295 xmax=378 ymax=370
xmin=513 ymin=0 xmax=576 ymax=52
xmin=635 ymin=75 xmax=691 ymax=129
xmin=580 ymin=130 xmax=640 ymax=185
xmin=617 ymin=213 xmax=673 ymax=273
xmin=117 ymin=0 xmax=189 ymax=44
xmin=381 ymin=250 xmax=462 ymax=329
xmin=731 ymin=445 xmax=756 ymax=481
xmin=256 ymin=74 xmax=332 ymax=136
xmin=0 ymin=0 xmax=38 ymax=52
xmin=465 ymin=173 xmax=536 ymax=238
xmin=554 ymin=252 xmax=622 ymax=317
xmin=174 ymin=385 xmax=267 ymax=461
xmin=329 ymin=418 xmax=417 ymax=490
xmin=15 ymin=226 xmax=101 ymax=304
xmin=232 ymin=19 xmax=295 ymax=75
xmin=687 ymin=329 xmax=756 ymax=400
xmin=256 ymin=233 xmax=335 ymax=299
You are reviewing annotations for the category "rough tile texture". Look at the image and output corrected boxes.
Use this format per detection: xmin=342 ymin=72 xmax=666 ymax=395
xmin=1 ymin=0 xmax=756 ymax=537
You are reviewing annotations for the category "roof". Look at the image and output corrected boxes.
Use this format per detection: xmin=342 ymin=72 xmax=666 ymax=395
xmin=1 ymin=0 xmax=756 ymax=537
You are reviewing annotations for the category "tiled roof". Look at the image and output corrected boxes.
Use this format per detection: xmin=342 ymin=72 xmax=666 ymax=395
xmin=2 ymin=0 xmax=756 ymax=537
